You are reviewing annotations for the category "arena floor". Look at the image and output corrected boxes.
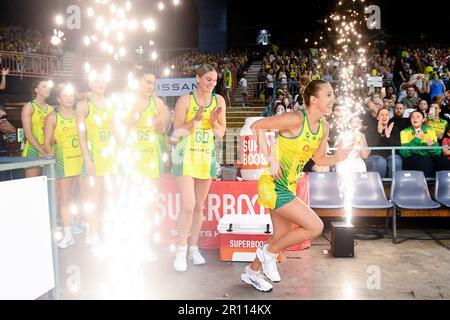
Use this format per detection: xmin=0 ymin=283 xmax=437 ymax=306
xmin=55 ymin=226 xmax=450 ymax=300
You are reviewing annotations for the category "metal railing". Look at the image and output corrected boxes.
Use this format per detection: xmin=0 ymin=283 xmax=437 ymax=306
xmin=0 ymin=157 xmax=59 ymax=299
xmin=0 ymin=50 xmax=61 ymax=79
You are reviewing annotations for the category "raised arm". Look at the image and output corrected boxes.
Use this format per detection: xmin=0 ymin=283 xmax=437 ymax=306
xmin=312 ymin=120 xmax=353 ymax=166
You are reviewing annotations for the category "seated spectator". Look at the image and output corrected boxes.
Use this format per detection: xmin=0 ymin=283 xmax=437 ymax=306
xmin=362 ymin=97 xmax=383 ymax=134
xmin=365 ymin=108 xmax=402 ymax=178
xmin=400 ymin=85 xmax=420 ymax=110
xmin=384 ymin=85 xmax=396 ymax=101
xmin=388 ymin=102 xmax=411 ymax=131
xmin=417 ymin=99 xmax=429 ymax=119
xmin=335 ymin=117 xmax=370 ymax=175
xmin=274 ymin=101 xmax=286 ymax=115
xmin=427 ymin=103 xmax=448 ymax=141
xmin=400 ymin=110 xmax=446 ymax=177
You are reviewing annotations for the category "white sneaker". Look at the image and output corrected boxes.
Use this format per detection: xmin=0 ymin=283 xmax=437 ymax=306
xmin=58 ymin=236 xmax=75 ymax=249
xmin=188 ymin=247 xmax=206 ymax=265
xmin=240 ymin=265 xmax=273 ymax=292
xmin=71 ymin=225 xmax=83 ymax=235
xmin=256 ymin=244 xmax=281 ymax=282
xmin=142 ymin=247 xmax=159 ymax=262
xmin=173 ymin=247 xmax=188 ymax=272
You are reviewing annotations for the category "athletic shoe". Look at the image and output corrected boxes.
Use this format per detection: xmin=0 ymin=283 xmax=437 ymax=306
xmin=256 ymin=244 xmax=281 ymax=282
xmin=188 ymin=247 xmax=206 ymax=265
xmin=58 ymin=236 xmax=75 ymax=249
xmin=71 ymin=225 xmax=83 ymax=235
xmin=173 ymin=247 xmax=188 ymax=272
xmin=240 ymin=265 xmax=273 ymax=292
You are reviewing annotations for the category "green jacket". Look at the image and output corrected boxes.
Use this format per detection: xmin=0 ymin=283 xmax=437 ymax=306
xmin=400 ymin=125 xmax=442 ymax=158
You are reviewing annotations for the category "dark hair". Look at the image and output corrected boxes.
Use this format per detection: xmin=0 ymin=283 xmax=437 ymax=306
xmin=31 ymin=79 xmax=48 ymax=99
xmin=196 ymin=64 xmax=217 ymax=77
xmin=409 ymin=109 xmax=424 ymax=119
xmin=302 ymin=79 xmax=330 ymax=107
xmin=376 ymin=107 xmax=389 ymax=117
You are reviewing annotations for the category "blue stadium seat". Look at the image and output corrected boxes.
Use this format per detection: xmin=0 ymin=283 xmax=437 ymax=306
xmin=435 ymin=171 xmax=450 ymax=207
xmin=351 ymin=172 xmax=393 ymax=209
xmin=391 ymin=171 xmax=440 ymax=209
xmin=309 ymin=172 xmax=344 ymax=208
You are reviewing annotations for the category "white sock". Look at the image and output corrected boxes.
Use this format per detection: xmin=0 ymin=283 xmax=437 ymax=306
xmin=189 ymin=246 xmax=199 ymax=252
xmin=177 ymin=246 xmax=188 ymax=252
xmin=263 ymin=244 xmax=278 ymax=258
xmin=64 ymin=227 xmax=73 ymax=238
xmin=247 ymin=265 xmax=260 ymax=275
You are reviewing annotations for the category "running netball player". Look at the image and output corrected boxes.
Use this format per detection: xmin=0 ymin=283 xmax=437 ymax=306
xmin=241 ymin=80 xmax=352 ymax=291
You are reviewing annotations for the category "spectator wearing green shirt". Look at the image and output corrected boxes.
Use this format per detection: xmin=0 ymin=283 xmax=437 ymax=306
xmin=222 ymin=64 xmax=232 ymax=107
xmin=400 ymin=110 xmax=448 ymax=176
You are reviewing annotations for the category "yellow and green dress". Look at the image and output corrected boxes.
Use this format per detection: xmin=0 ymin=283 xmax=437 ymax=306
xmin=128 ymin=97 xmax=162 ymax=179
xmin=53 ymin=111 xmax=82 ymax=179
xmin=258 ymin=109 xmax=323 ymax=210
xmin=22 ymin=101 xmax=54 ymax=158
xmin=172 ymin=92 xmax=217 ymax=179
xmin=82 ymin=99 xmax=115 ymax=176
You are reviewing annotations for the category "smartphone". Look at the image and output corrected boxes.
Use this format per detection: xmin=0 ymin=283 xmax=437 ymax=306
xmin=429 ymin=106 xmax=435 ymax=119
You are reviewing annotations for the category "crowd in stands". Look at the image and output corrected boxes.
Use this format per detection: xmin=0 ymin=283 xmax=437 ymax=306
xmin=266 ymin=44 xmax=450 ymax=178
xmin=0 ymin=24 xmax=59 ymax=56
xmin=168 ymin=49 xmax=253 ymax=105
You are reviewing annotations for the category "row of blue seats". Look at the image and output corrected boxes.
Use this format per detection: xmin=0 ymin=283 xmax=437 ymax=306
xmin=309 ymin=171 xmax=450 ymax=210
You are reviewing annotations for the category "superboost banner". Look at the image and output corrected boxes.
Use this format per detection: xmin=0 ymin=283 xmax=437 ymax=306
xmin=156 ymin=78 xmax=198 ymax=97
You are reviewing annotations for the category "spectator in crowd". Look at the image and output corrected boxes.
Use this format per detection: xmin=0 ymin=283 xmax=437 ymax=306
xmin=400 ymin=110 xmax=446 ymax=177
xmin=362 ymin=97 xmax=383 ymax=134
xmin=265 ymin=68 xmax=275 ymax=103
xmin=239 ymin=71 xmax=248 ymax=108
xmin=400 ymin=86 xmax=420 ymax=110
xmin=334 ymin=116 xmax=370 ymax=175
xmin=393 ymin=57 xmax=407 ymax=92
xmin=365 ymin=108 xmax=402 ymax=178
xmin=429 ymin=72 xmax=446 ymax=103
xmin=388 ymin=102 xmax=411 ymax=131
xmin=222 ymin=64 xmax=232 ymax=107
xmin=274 ymin=101 xmax=286 ymax=115
xmin=384 ymin=85 xmax=396 ymax=101
xmin=417 ymin=99 xmax=430 ymax=119
xmin=427 ymin=103 xmax=448 ymax=141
